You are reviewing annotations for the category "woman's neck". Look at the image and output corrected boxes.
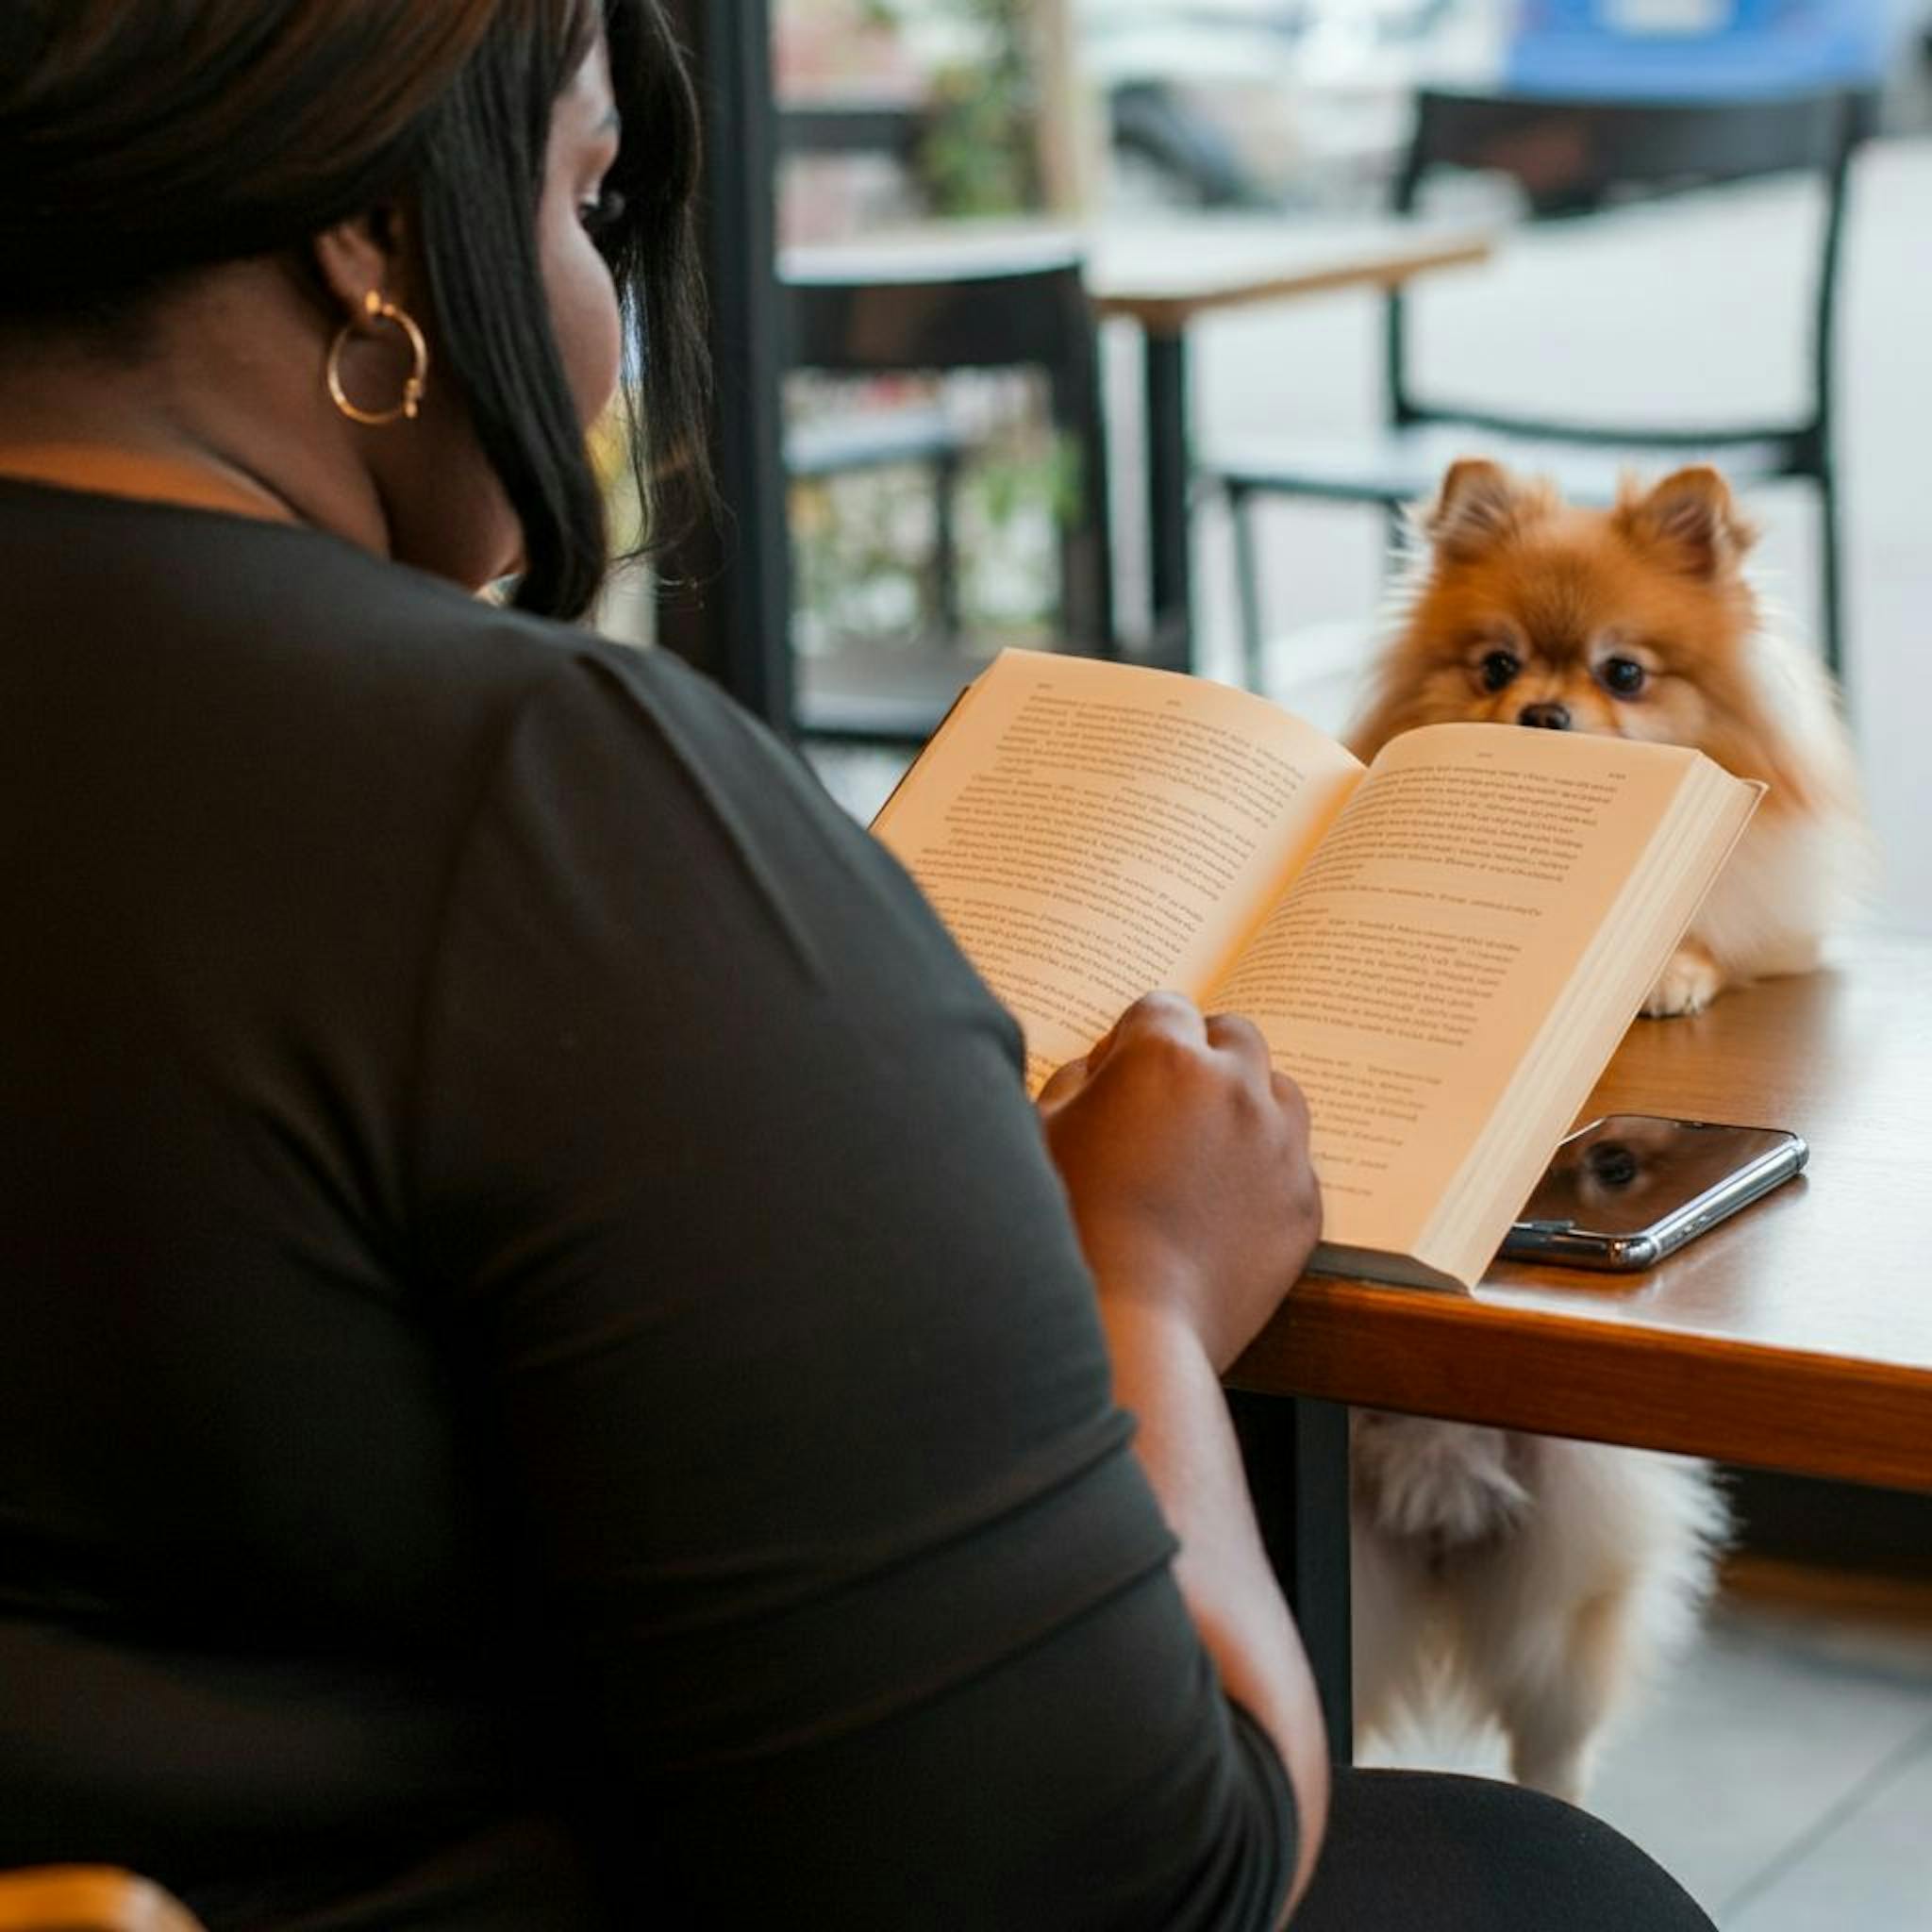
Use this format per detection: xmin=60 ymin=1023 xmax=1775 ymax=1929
xmin=0 ymin=289 xmax=391 ymax=552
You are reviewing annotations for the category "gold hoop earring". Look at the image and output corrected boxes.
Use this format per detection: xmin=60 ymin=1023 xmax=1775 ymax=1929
xmin=325 ymin=289 xmax=429 ymax=427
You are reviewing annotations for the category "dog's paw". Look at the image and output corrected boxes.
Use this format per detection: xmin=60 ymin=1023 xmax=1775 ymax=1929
xmin=1641 ymin=941 xmax=1724 ymax=1018
xmin=1353 ymin=1416 xmax=1531 ymax=1549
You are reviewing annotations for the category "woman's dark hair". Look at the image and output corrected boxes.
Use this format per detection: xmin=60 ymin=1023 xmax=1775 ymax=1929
xmin=0 ymin=0 xmax=710 ymax=620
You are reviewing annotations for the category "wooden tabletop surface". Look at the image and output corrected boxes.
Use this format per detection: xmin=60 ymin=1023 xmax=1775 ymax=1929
xmin=1229 ymin=936 xmax=1932 ymax=1493
xmin=1085 ymin=216 xmax=1494 ymax=333
xmin=780 ymin=215 xmax=1495 ymax=331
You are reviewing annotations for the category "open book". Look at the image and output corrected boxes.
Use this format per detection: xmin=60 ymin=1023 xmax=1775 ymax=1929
xmin=873 ymin=649 xmax=1761 ymax=1291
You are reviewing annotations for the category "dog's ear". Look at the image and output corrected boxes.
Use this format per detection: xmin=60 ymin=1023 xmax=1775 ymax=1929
xmin=1618 ymin=467 xmax=1758 ymax=576
xmin=1423 ymin=458 xmax=1534 ymax=560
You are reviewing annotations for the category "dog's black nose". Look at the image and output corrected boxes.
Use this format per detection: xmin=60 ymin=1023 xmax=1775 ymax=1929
xmin=1517 ymin=702 xmax=1572 ymax=730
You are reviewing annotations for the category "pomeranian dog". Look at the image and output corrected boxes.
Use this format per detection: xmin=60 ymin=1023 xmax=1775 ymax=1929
xmin=1344 ymin=458 xmax=1868 ymax=1800
xmin=1350 ymin=457 xmax=1868 ymax=1015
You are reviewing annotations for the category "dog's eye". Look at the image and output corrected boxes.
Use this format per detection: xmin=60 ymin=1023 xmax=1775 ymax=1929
xmin=1478 ymin=650 xmax=1520 ymax=692
xmin=1599 ymin=657 xmax=1647 ymax=697
xmin=1585 ymin=1141 xmax=1641 ymax=1190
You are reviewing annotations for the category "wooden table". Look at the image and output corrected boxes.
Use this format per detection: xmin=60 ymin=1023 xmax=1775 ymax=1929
xmin=1086 ymin=216 xmax=1493 ymax=670
xmin=1227 ymin=936 xmax=1932 ymax=1757
xmin=781 ymin=216 xmax=1495 ymax=674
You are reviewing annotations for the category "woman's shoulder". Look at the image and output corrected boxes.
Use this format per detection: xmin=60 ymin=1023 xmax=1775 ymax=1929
xmin=281 ymin=537 xmax=992 ymax=1019
xmin=11 ymin=488 xmax=784 ymax=797
xmin=243 ymin=517 xmax=773 ymax=774
xmin=8 ymin=484 xmax=995 ymax=1026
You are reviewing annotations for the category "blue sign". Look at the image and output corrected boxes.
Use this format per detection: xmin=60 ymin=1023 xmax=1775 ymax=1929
xmin=1506 ymin=0 xmax=1903 ymax=97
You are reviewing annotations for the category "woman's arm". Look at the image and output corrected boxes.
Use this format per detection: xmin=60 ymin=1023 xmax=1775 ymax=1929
xmin=1100 ymin=1299 xmax=1329 ymax=1921
xmin=415 ymin=651 xmax=1320 ymax=1925
xmin=1041 ymin=996 xmax=1330 ymax=1919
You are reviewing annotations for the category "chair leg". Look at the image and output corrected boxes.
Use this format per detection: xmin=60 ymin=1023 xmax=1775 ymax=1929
xmin=933 ymin=452 xmax=963 ymax=641
xmin=1229 ymin=485 xmax=1267 ymax=693
xmin=1382 ymin=501 xmax=1409 ymax=579
xmin=1818 ymin=472 xmax=1845 ymax=691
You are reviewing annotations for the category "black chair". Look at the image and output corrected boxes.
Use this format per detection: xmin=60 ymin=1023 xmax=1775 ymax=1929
xmin=776 ymin=102 xmax=1115 ymax=743
xmin=778 ymin=104 xmax=977 ymax=658
xmin=1204 ymin=87 xmax=1871 ymax=690
xmin=779 ymin=238 xmax=1116 ymax=742
xmin=778 ymin=106 xmax=972 ymax=580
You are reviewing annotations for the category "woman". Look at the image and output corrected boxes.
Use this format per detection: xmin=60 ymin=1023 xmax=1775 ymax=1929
xmin=0 ymin=4 xmax=1716 ymax=1926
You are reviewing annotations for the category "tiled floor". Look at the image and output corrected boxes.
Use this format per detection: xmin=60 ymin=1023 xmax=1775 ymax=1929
xmin=1355 ymin=1582 xmax=1932 ymax=1928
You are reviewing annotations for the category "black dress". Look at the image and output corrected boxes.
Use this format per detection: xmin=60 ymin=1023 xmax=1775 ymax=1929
xmin=0 ymin=481 xmax=1292 ymax=1927
xmin=0 ymin=481 xmax=1716 ymax=1932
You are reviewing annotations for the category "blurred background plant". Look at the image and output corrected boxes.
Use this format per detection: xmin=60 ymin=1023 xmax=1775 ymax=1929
xmin=787 ymin=372 xmax=1079 ymax=658
xmin=857 ymin=0 xmax=1042 ymax=216
xmin=776 ymin=0 xmax=1076 ymax=660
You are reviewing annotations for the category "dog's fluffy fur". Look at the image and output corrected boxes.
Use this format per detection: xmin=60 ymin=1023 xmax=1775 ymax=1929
xmin=1343 ymin=458 xmax=1869 ymax=1799
xmin=1350 ymin=1414 xmax=1728 ymax=1801
xmin=1349 ymin=458 xmax=1870 ymax=1015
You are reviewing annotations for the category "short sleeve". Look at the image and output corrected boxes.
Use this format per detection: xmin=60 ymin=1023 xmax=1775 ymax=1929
xmin=408 ymin=646 xmax=1296 ymax=1926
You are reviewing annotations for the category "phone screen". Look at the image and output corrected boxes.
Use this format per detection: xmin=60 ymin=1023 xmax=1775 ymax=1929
xmin=1504 ymin=1115 xmax=1807 ymax=1271
xmin=1514 ymin=1116 xmax=1801 ymax=1240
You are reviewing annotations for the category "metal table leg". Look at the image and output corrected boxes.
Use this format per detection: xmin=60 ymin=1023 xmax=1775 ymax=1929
xmin=1142 ymin=329 xmax=1194 ymax=674
xmin=1230 ymin=1390 xmax=1354 ymax=1764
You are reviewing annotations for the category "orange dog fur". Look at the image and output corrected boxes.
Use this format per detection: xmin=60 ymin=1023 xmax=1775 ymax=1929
xmin=1343 ymin=458 xmax=1869 ymax=1800
xmin=1349 ymin=458 xmax=1869 ymax=1014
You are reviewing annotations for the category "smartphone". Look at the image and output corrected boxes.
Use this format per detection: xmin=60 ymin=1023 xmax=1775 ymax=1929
xmin=1500 ymin=1115 xmax=1807 ymax=1271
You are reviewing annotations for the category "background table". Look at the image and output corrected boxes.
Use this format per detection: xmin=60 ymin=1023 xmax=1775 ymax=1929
xmin=781 ymin=216 xmax=1495 ymax=675
xmin=1226 ymin=936 xmax=1932 ymax=1756
xmin=1087 ymin=217 xmax=1493 ymax=669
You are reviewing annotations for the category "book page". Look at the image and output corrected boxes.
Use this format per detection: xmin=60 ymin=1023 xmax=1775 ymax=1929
xmin=874 ymin=651 xmax=1364 ymax=1090
xmin=1205 ymin=724 xmax=1702 ymax=1260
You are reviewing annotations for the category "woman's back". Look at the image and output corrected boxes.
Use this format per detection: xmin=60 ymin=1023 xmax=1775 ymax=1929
xmin=0 ymin=8 xmax=1732 ymax=1924
xmin=0 ymin=481 xmax=1295 ymax=1926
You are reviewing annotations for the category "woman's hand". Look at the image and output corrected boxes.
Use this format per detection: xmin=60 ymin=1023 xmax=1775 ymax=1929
xmin=1038 ymin=991 xmax=1322 ymax=1372
xmin=1041 ymin=992 xmax=1332 ymax=1909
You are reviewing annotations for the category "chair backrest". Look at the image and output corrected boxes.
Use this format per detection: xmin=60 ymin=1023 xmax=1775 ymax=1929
xmin=776 ymin=91 xmax=1114 ymax=655
xmin=1383 ymin=86 xmax=1870 ymax=443
xmin=779 ymin=238 xmax=1114 ymax=652
xmin=779 ymin=102 xmax=924 ymax=173
xmin=1393 ymin=86 xmax=1862 ymax=216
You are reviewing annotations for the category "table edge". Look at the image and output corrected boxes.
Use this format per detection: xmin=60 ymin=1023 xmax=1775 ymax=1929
xmin=1091 ymin=236 xmax=1496 ymax=334
xmin=1230 ymin=1278 xmax=1932 ymax=1493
